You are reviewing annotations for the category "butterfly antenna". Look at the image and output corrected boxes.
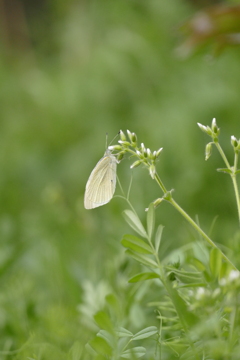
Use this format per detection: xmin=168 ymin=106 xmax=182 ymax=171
xmin=108 ymin=131 xmax=120 ymax=147
xmin=105 ymin=132 xmax=108 ymax=150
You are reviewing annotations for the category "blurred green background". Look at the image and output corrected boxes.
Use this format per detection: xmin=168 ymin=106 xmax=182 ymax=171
xmin=1 ymin=0 xmax=240 ymax=358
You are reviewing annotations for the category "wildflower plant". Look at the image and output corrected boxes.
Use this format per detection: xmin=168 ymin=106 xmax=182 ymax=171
xmin=86 ymin=119 xmax=240 ymax=360
xmin=198 ymin=118 xmax=240 ymax=223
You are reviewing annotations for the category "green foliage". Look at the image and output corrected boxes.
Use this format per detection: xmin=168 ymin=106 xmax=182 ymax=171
xmin=121 ymin=234 xmax=153 ymax=254
xmin=128 ymin=272 xmax=159 ymax=283
xmin=87 ymin=125 xmax=240 ymax=359
xmin=122 ymin=211 xmax=148 ymax=239
xmin=1 ymin=1 xmax=240 ymax=360
xmin=68 ymin=342 xmax=83 ymax=360
xmin=86 ymin=312 xmax=158 ymax=359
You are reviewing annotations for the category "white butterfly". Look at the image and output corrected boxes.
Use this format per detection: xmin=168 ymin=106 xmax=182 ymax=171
xmin=84 ymin=148 xmax=118 ymax=209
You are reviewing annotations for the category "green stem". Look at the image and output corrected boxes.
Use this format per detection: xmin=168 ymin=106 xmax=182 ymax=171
xmin=232 ymin=151 xmax=240 ymax=224
xmin=231 ymin=173 xmax=240 ymax=225
xmin=153 ymin=172 xmax=238 ymax=271
xmin=154 ymin=172 xmax=168 ymax=194
xmin=215 ymin=142 xmax=240 ymax=224
xmin=233 ymin=150 xmax=238 ymax=171
xmin=168 ymin=197 xmax=238 ymax=270
xmin=215 ymin=142 xmax=231 ymax=168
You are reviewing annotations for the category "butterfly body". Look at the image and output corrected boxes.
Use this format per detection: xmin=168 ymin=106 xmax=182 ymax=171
xmin=84 ymin=149 xmax=118 ymax=209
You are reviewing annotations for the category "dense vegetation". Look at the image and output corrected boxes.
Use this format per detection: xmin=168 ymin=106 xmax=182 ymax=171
xmin=1 ymin=0 xmax=240 ymax=359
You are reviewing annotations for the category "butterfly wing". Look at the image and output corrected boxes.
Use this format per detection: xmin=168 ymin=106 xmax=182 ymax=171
xmin=84 ymin=153 xmax=117 ymax=209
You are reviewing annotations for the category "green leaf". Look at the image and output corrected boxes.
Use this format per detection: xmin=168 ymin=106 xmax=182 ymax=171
xmin=121 ymin=234 xmax=153 ymax=254
xmin=235 ymin=169 xmax=240 ymax=174
xmin=155 ymin=225 xmax=164 ymax=253
xmin=210 ymin=248 xmax=222 ymax=279
xmin=121 ymin=347 xmax=146 ymax=359
xmin=191 ymin=258 xmax=206 ymax=272
xmin=116 ymin=327 xmax=133 ymax=338
xmin=85 ymin=343 xmax=97 ymax=356
xmin=68 ymin=341 xmax=82 ymax=360
xmin=219 ymin=261 xmax=234 ymax=279
xmin=165 ymin=267 xmax=203 ymax=284
xmin=98 ymin=330 xmax=114 ymax=347
xmin=177 ymin=282 xmax=207 ymax=288
xmin=105 ymin=293 xmax=120 ymax=317
xmin=125 ymin=250 xmax=158 ymax=268
xmin=147 ymin=203 xmax=155 ymax=240
xmin=88 ymin=336 xmax=112 ymax=356
xmin=217 ymin=168 xmax=232 ymax=174
xmin=128 ymin=272 xmax=159 ymax=283
xmin=94 ymin=311 xmax=114 ymax=333
xmin=123 ymin=210 xmax=147 ymax=238
xmin=203 ymin=269 xmax=212 ymax=282
xmin=132 ymin=326 xmax=158 ymax=340
xmin=165 ymin=279 xmax=198 ymax=328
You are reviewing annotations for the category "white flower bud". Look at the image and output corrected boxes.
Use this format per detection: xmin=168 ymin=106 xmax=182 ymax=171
xmin=118 ymin=140 xmax=131 ymax=146
xmin=155 ymin=147 xmax=163 ymax=157
xmin=130 ymin=160 xmax=142 ymax=169
xmin=205 ymin=142 xmax=212 ymax=161
xmin=108 ymin=145 xmax=122 ymax=151
xmin=127 ymin=129 xmax=132 ymax=141
xmin=119 ymin=130 xmax=126 ymax=141
xmin=147 ymin=148 xmax=152 ymax=158
xmin=211 ymin=118 xmax=220 ymax=135
xmin=131 ymin=132 xmax=137 ymax=143
xmin=197 ymin=123 xmax=207 ymax=132
xmin=231 ymin=135 xmax=238 ymax=148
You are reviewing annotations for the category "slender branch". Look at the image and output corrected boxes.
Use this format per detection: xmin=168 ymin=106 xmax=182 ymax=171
xmin=168 ymin=197 xmax=238 ymax=271
xmin=154 ymin=173 xmax=168 ymax=194
xmin=153 ymin=172 xmax=238 ymax=271
xmin=215 ymin=142 xmax=240 ymax=224
xmin=215 ymin=142 xmax=231 ymax=169
xmin=232 ymin=151 xmax=240 ymax=224
xmin=231 ymin=174 xmax=240 ymax=225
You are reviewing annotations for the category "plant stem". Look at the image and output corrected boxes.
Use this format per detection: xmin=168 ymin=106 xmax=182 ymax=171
xmin=215 ymin=142 xmax=240 ymax=224
xmin=154 ymin=173 xmax=168 ymax=194
xmin=153 ymin=173 xmax=238 ymax=271
xmin=231 ymin=173 xmax=240 ymax=225
xmin=215 ymin=142 xmax=231 ymax=168
xmin=233 ymin=151 xmax=240 ymax=224
xmin=168 ymin=197 xmax=238 ymax=271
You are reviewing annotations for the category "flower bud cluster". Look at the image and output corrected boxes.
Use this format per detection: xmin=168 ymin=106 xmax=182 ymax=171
xmin=188 ymin=286 xmax=221 ymax=312
xmin=108 ymin=130 xmax=163 ymax=179
xmin=231 ymin=135 xmax=240 ymax=152
xmin=197 ymin=118 xmax=220 ymax=141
